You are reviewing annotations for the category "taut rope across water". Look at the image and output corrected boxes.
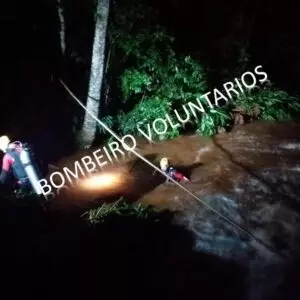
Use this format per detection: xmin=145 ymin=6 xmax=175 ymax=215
xmin=59 ymin=78 xmax=290 ymax=262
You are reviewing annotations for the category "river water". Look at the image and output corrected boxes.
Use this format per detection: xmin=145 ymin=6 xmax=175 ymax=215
xmin=50 ymin=120 xmax=300 ymax=299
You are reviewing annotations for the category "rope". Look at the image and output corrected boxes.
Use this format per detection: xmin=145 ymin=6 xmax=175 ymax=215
xmin=59 ymin=78 xmax=290 ymax=261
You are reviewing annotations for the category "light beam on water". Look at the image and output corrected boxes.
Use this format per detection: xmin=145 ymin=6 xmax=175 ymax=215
xmin=80 ymin=173 xmax=124 ymax=191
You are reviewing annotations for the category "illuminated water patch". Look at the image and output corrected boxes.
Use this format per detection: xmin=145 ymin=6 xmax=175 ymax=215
xmin=80 ymin=172 xmax=125 ymax=191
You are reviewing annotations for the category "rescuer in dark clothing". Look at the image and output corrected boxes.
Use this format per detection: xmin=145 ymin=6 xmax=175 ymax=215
xmin=0 ymin=136 xmax=31 ymax=192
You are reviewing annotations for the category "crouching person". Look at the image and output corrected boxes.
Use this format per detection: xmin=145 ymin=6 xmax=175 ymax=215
xmin=159 ymin=157 xmax=190 ymax=184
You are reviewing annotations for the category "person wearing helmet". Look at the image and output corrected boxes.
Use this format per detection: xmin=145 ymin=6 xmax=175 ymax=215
xmin=0 ymin=135 xmax=32 ymax=193
xmin=159 ymin=157 xmax=190 ymax=183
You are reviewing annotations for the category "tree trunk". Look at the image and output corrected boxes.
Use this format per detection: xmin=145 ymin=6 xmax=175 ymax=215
xmin=56 ymin=0 xmax=66 ymax=55
xmin=78 ymin=0 xmax=110 ymax=149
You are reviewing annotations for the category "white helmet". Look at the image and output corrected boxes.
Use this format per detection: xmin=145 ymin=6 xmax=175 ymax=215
xmin=0 ymin=135 xmax=10 ymax=152
xmin=160 ymin=157 xmax=169 ymax=171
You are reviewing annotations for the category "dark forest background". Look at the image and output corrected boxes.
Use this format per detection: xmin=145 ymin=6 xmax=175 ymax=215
xmin=1 ymin=1 xmax=300 ymax=299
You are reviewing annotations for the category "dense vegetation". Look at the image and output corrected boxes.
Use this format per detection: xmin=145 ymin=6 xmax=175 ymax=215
xmin=82 ymin=197 xmax=160 ymax=223
xmin=94 ymin=3 xmax=300 ymax=141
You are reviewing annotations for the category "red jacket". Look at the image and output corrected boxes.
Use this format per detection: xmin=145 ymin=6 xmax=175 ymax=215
xmin=0 ymin=144 xmax=26 ymax=184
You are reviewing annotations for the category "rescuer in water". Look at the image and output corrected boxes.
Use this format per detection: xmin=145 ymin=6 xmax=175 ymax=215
xmin=0 ymin=135 xmax=42 ymax=195
xmin=159 ymin=157 xmax=190 ymax=183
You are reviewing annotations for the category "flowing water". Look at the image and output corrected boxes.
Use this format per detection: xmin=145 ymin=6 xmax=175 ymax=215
xmin=49 ymin=120 xmax=300 ymax=299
